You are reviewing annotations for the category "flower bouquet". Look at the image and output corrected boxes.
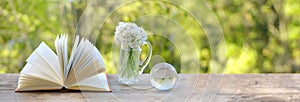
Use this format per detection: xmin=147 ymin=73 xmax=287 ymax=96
xmin=114 ymin=22 xmax=152 ymax=85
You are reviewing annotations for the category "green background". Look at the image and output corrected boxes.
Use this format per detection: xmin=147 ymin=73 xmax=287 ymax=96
xmin=0 ymin=0 xmax=299 ymax=74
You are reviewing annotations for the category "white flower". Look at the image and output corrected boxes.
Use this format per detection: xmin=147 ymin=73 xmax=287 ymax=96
xmin=114 ymin=22 xmax=148 ymax=48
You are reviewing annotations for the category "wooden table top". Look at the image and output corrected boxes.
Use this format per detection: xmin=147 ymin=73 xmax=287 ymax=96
xmin=1 ymin=74 xmax=300 ymax=102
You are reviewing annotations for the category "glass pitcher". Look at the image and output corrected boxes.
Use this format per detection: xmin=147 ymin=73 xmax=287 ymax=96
xmin=118 ymin=41 xmax=152 ymax=85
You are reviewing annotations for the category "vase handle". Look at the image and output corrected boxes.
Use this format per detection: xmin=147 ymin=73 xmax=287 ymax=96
xmin=139 ymin=41 xmax=152 ymax=75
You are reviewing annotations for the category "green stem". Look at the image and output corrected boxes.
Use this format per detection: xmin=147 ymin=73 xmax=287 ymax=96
xmin=119 ymin=46 xmax=141 ymax=85
xmin=128 ymin=48 xmax=133 ymax=79
xmin=158 ymin=78 xmax=165 ymax=85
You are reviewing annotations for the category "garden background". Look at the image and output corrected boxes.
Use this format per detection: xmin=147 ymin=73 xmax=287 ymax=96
xmin=0 ymin=0 xmax=299 ymax=74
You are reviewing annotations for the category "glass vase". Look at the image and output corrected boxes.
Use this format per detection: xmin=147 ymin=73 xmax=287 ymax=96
xmin=118 ymin=41 xmax=152 ymax=85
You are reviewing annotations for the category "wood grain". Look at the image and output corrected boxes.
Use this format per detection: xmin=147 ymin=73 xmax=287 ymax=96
xmin=1 ymin=74 xmax=300 ymax=102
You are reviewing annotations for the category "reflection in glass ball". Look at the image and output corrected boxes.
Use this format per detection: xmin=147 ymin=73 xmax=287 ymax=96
xmin=150 ymin=63 xmax=177 ymax=90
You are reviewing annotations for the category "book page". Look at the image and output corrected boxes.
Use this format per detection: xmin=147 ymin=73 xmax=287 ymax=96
xmin=17 ymin=42 xmax=64 ymax=91
xmin=65 ymin=35 xmax=80 ymax=81
xmin=64 ymin=38 xmax=87 ymax=85
xmin=55 ymin=34 xmax=69 ymax=80
xmin=66 ymin=73 xmax=111 ymax=91
xmin=62 ymin=35 xmax=69 ymax=78
xmin=65 ymin=38 xmax=105 ymax=86
xmin=16 ymin=74 xmax=62 ymax=91
xmin=23 ymin=42 xmax=63 ymax=85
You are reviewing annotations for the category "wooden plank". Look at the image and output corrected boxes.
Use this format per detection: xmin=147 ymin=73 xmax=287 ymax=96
xmin=1 ymin=74 xmax=300 ymax=101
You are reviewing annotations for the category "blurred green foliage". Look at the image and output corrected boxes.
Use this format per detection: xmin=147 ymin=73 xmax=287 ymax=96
xmin=0 ymin=0 xmax=299 ymax=74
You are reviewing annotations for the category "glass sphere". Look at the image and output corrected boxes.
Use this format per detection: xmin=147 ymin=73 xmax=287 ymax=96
xmin=150 ymin=63 xmax=177 ymax=90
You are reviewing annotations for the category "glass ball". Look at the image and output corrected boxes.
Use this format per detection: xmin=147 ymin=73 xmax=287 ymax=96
xmin=150 ymin=63 xmax=177 ymax=90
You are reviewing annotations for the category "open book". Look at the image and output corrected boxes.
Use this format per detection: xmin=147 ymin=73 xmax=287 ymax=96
xmin=16 ymin=34 xmax=111 ymax=92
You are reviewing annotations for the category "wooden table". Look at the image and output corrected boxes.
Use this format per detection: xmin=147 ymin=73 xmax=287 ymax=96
xmin=1 ymin=74 xmax=300 ymax=102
